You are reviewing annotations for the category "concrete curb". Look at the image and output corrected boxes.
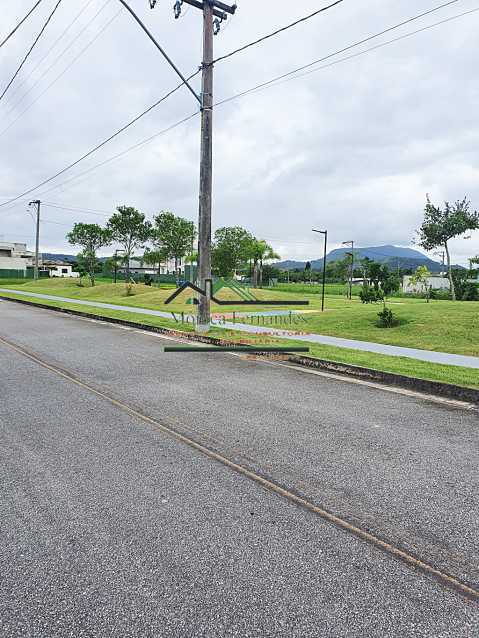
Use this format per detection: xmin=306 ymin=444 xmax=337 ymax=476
xmin=2 ymin=294 xmax=478 ymax=406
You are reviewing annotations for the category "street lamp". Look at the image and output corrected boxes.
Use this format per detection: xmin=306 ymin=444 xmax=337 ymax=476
xmin=312 ymin=229 xmax=328 ymax=312
xmin=342 ymin=240 xmax=354 ymax=299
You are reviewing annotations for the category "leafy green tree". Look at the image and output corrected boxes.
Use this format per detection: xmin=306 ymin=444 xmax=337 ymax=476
xmin=143 ymin=248 xmax=168 ymax=277
xmin=329 ymin=257 xmax=351 ymax=283
xmin=410 ymin=265 xmax=432 ymax=302
xmin=212 ymin=226 xmax=254 ymax=278
xmin=66 ymin=223 xmax=111 ymax=286
xmin=416 ymin=196 xmax=479 ymax=300
xmin=107 ymin=206 xmax=151 ymax=292
xmin=152 ymin=211 xmax=196 ymax=284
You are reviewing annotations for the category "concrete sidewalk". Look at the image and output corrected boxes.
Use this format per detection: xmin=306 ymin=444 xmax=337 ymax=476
xmin=1 ymin=287 xmax=479 ymax=369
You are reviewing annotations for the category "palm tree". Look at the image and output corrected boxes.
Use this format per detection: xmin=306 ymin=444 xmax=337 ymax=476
xmin=250 ymin=239 xmax=280 ymax=287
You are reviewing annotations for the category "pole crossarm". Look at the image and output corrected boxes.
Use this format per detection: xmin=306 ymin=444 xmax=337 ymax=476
xmin=182 ymin=0 xmax=233 ymax=19
xmin=117 ymin=0 xmax=202 ymax=105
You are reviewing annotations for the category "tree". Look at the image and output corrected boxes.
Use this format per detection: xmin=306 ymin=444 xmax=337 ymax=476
xmin=152 ymin=211 xmax=196 ymax=285
xmin=416 ymin=196 xmax=479 ymax=300
xmin=212 ymin=226 xmax=254 ymax=278
xmin=248 ymin=238 xmax=280 ymax=287
xmin=143 ymin=248 xmax=168 ymax=277
xmin=410 ymin=265 xmax=432 ymax=302
xmin=66 ymin=223 xmax=110 ymax=286
xmin=107 ymin=206 xmax=151 ymax=292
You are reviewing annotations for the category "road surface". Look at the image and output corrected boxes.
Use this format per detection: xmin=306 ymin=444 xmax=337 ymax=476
xmin=1 ymin=300 xmax=478 ymax=637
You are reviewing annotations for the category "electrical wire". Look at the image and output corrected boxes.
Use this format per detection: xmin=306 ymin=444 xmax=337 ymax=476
xmin=0 ymin=76 xmax=200 ymax=209
xmin=212 ymin=0 xmax=344 ymax=65
xmin=4 ymin=0 xmax=98 ymax=108
xmin=0 ymin=4 xmax=119 ymax=139
xmin=36 ymin=4 xmax=479 ymax=201
xmin=44 ymin=202 xmax=112 ymax=216
xmin=35 ymin=112 xmax=199 ymax=198
xmin=215 ymin=4 xmax=477 ymax=109
xmin=0 ymin=1 xmax=473 ymax=209
xmin=0 ymin=0 xmax=64 ymax=102
xmin=211 ymin=0 xmax=460 ymax=66
xmin=0 ymin=1 xmax=45 ymax=50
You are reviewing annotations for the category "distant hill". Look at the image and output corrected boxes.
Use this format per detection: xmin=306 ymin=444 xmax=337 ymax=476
xmin=41 ymin=253 xmax=110 ymax=263
xmin=42 ymin=253 xmax=77 ymax=263
xmin=274 ymin=245 xmax=462 ymax=273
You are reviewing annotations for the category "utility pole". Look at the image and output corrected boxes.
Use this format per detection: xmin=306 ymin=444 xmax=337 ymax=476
xmin=312 ymin=229 xmax=327 ymax=312
xmin=29 ymin=199 xmax=41 ymax=280
xmin=155 ymin=0 xmax=236 ymax=332
xmin=197 ymin=0 xmax=214 ymax=332
xmin=342 ymin=240 xmax=354 ymax=299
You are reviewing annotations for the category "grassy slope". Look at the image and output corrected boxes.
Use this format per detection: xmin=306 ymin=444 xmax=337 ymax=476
xmin=1 ymin=290 xmax=478 ymax=389
xmin=1 ymin=278 xmax=478 ymax=356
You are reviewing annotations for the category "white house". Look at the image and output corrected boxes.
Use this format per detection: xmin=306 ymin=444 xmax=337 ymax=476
xmin=402 ymin=275 xmax=450 ymax=294
xmin=42 ymin=261 xmax=79 ymax=278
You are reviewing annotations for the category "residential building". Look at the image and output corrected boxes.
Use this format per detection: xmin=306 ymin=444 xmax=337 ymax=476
xmin=0 ymin=241 xmax=36 ymax=274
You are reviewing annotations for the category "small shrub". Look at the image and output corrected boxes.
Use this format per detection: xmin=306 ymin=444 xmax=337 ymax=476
xmin=360 ymin=285 xmax=384 ymax=304
xmin=377 ymin=306 xmax=397 ymax=328
xmin=462 ymin=282 xmax=479 ymax=301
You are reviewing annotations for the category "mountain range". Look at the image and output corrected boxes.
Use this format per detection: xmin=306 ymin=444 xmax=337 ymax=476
xmin=274 ymin=245 xmax=457 ymax=273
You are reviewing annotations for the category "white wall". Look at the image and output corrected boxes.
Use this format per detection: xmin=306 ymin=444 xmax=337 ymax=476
xmin=403 ymin=276 xmax=450 ymax=294
xmin=0 ymin=257 xmax=27 ymax=272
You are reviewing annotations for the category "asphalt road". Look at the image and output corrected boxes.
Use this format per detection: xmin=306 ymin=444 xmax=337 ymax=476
xmin=1 ymin=300 xmax=478 ymax=637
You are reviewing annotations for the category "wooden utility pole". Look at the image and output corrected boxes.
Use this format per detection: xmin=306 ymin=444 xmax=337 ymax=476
xmin=29 ymin=199 xmax=41 ymax=280
xmin=197 ymin=0 xmax=214 ymax=332
xmin=176 ymin=0 xmax=236 ymax=331
xmin=149 ymin=0 xmax=236 ymax=330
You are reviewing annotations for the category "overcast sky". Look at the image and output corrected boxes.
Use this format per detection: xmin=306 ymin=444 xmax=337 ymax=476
xmin=1 ymin=0 xmax=478 ymax=264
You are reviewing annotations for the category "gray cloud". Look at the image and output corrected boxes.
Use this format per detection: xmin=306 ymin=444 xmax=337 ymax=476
xmin=1 ymin=0 xmax=478 ymax=264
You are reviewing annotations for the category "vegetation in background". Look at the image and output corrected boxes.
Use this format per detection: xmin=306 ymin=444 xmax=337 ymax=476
xmin=212 ymin=226 xmax=254 ymax=277
xmin=409 ymin=265 xmax=432 ymax=302
xmin=151 ymin=211 xmax=196 ymax=284
xmin=107 ymin=206 xmax=151 ymax=294
xmin=416 ymin=196 xmax=479 ymax=300
xmin=66 ymin=223 xmax=111 ymax=287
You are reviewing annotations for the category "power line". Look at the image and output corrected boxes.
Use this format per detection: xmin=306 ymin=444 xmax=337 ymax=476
xmin=35 ymin=112 xmax=199 ymax=198
xmin=4 ymin=0 xmax=99 ymax=108
xmin=0 ymin=0 xmax=64 ymax=102
xmin=0 ymin=4 xmax=119 ymax=139
xmin=0 ymin=1 xmax=473 ymax=208
xmin=38 ymin=3 xmax=478 ymax=200
xmin=116 ymin=0 xmax=201 ymax=105
xmin=44 ymin=202 xmax=112 ymax=216
xmin=212 ymin=0 xmax=344 ymax=65
xmin=211 ymin=0 xmax=460 ymax=66
xmin=215 ymin=2 xmax=473 ymax=108
xmin=0 ymin=78 xmax=200 ymax=209
xmin=0 ymin=1 xmax=45 ymax=50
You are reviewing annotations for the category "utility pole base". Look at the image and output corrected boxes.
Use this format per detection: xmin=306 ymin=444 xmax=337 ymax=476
xmin=196 ymin=322 xmax=211 ymax=334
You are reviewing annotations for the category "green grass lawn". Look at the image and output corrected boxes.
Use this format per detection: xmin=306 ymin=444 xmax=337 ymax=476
xmin=1 ymin=289 xmax=477 ymax=389
xmin=1 ymin=277 xmax=478 ymax=358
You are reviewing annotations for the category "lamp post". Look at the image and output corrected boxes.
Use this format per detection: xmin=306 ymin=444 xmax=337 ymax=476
xmin=312 ymin=229 xmax=327 ymax=312
xmin=342 ymin=240 xmax=354 ymax=299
